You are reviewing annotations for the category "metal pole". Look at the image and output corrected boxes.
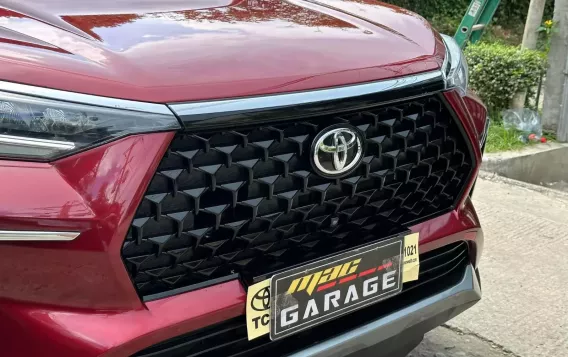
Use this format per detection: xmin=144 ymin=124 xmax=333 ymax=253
xmin=536 ymin=70 xmax=544 ymax=109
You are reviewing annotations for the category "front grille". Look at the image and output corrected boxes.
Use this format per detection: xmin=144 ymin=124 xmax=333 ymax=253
xmin=133 ymin=241 xmax=471 ymax=357
xmin=122 ymin=94 xmax=473 ymax=298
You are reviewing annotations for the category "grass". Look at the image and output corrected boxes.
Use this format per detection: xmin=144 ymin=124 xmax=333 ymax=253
xmin=485 ymin=122 xmax=530 ymax=153
xmin=543 ymin=129 xmax=557 ymax=142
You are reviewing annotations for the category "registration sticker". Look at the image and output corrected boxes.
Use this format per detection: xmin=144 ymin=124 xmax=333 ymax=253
xmin=246 ymin=279 xmax=271 ymax=340
xmin=402 ymin=233 xmax=420 ymax=283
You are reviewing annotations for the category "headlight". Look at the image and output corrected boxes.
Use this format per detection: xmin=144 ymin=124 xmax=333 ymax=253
xmin=0 ymin=88 xmax=180 ymax=161
xmin=441 ymin=34 xmax=469 ymax=97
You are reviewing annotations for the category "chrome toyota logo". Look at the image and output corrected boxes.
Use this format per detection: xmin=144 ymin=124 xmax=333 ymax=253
xmin=311 ymin=125 xmax=365 ymax=178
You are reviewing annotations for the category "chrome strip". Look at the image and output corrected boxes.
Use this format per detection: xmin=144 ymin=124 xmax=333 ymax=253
xmin=0 ymin=230 xmax=80 ymax=241
xmin=480 ymin=117 xmax=490 ymax=147
xmin=169 ymin=71 xmax=444 ymax=117
xmin=0 ymin=81 xmax=173 ymax=115
xmin=0 ymin=135 xmax=75 ymax=150
xmin=441 ymin=36 xmax=451 ymax=83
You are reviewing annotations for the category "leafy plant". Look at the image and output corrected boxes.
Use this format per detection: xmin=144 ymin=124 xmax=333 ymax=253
xmin=465 ymin=43 xmax=547 ymax=113
xmin=537 ymin=19 xmax=555 ymax=53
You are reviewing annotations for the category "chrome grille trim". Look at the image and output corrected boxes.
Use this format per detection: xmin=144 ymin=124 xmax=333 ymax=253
xmin=168 ymin=71 xmax=445 ymax=117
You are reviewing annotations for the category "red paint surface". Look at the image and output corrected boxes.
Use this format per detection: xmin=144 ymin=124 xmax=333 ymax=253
xmin=444 ymin=90 xmax=485 ymax=208
xmin=0 ymin=132 xmax=173 ymax=310
xmin=0 ymin=280 xmax=246 ymax=357
xmin=463 ymin=90 xmax=489 ymax=144
xmin=0 ymin=0 xmax=443 ymax=103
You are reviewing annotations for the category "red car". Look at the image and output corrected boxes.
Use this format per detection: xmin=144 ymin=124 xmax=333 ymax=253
xmin=0 ymin=1 xmax=487 ymax=356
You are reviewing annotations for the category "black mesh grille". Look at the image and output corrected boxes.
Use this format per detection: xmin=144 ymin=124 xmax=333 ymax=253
xmin=122 ymin=94 xmax=473 ymax=298
xmin=132 ymin=241 xmax=471 ymax=357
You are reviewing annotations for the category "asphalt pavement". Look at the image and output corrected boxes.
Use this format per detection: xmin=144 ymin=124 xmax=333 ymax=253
xmin=410 ymin=174 xmax=568 ymax=357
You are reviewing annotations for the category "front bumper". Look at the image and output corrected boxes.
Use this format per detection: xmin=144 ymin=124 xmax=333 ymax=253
xmin=0 ymin=210 xmax=482 ymax=357
xmin=291 ymin=264 xmax=481 ymax=357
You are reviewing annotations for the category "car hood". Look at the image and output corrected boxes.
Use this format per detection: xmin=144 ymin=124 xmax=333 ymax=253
xmin=0 ymin=0 xmax=445 ymax=103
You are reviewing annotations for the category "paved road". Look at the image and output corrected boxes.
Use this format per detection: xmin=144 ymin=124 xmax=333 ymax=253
xmin=410 ymin=175 xmax=568 ymax=357
xmin=409 ymin=326 xmax=517 ymax=357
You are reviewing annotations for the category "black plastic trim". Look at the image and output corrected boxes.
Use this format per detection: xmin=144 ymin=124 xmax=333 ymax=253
xmin=143 ymin=273 xmax=240 ymax=302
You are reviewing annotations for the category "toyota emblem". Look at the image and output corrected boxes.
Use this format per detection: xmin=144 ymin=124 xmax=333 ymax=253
xmin=311 ymin=124 xmax=365 ymax=178
xmin=251 ymin=286 xmax=271 ymax=311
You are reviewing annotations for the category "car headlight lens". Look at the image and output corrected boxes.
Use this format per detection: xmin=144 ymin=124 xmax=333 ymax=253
xmin=0 ymin=90 xmax=180 ymax=161
xmin=441 ymin=34 xmax=469 ymax=97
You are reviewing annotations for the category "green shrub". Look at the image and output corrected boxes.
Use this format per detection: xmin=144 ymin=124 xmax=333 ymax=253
xmin=465 ymin=43 xmax=546 ymax=113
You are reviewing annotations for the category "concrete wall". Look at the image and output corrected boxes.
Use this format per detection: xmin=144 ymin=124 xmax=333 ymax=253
xmin=481 ymin=143 xmax=568 ymax=192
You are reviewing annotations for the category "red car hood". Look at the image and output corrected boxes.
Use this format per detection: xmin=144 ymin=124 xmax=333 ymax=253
xmin=0 ymin=0 xmax=445 ymax=103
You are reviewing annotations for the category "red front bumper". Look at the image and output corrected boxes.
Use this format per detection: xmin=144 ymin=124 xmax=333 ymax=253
xmin=0 ymin=91 xmax=485 ymax=357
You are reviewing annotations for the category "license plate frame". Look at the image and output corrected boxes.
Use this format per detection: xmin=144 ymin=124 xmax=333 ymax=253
xmin=269 ymin=236 xmax=404 ymax=340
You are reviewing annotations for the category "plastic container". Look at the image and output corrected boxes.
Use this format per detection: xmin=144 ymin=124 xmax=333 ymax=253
xmin=502 ymin=108 xmax=542 ymax=137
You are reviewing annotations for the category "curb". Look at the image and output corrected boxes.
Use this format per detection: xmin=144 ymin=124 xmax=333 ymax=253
xmin=478 ymin=170 xmax=568 ymax=202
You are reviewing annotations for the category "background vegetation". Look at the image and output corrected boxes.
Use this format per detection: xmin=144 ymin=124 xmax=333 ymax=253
xmin=384 ymin=0 xmax=554 ymax=43
xmin=382 ymin=1 xmax=555 ymax=151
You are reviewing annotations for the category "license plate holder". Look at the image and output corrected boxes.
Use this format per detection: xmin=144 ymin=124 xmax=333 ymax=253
xmin=269 ymin=236 xmax=404 ymax=340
